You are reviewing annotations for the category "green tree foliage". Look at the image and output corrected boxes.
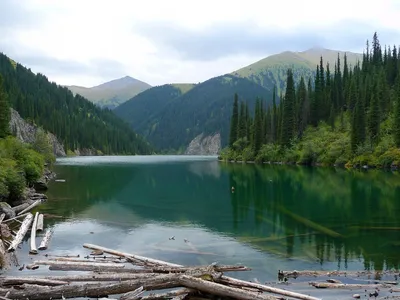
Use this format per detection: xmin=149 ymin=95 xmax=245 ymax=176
xmin=33 ymin=127 xmax=56 ymax=165
xmin=229 ymin=93 xmax=239 ymax=147
xmin=0 ymin=75 xmax=10 ymax=138
xmin=221 ymin=32 xmax=400 ymax=169
xmin=0 ymin=53 xmax=152 ymax=155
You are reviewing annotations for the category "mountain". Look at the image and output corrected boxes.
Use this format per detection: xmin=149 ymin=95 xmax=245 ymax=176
xmin=114 ymin=75 xmax=274 ymax=152
xmin=232 ymin=47 xmax=362 ymax=95
xmin=0 ymin=53 xmax=153 ymax=155
xmin=67 ymin=76 xmax=152 ymax=109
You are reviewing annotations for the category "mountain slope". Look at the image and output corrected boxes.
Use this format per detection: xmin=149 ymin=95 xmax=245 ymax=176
xmin=115 ymin=75 xmax=275 ymax=152
xmin=232 ymin=48 xmax=362 ymax=95
xmin=0 ymin=53 xmax=153 ymax=155
xmin=67 ymin=76 xmax=152 ymax=109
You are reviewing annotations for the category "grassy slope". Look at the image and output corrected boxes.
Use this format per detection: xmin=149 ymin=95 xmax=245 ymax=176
xmin=67 ymin=77 xmax=152 ymax=109
xmin=232 ymin=48 xmax=362 ymax=95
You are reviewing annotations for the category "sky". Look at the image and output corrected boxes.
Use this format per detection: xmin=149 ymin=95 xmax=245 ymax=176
xmin=1 ymin=0 xmax=400 ymax=87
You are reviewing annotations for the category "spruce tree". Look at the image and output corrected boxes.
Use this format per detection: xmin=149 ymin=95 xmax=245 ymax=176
xmin=271 ymin=86 xmax=277 ymax=142
xmin=0 ymin=75 xmax=10 ymax=138
xmin=253 ymin=98 xmax=263 ymax=153
xmin=395 ymin=83 xmax=400 ymax=147
xmin=368 ymin=82 xmax=381 ymax=145
xmin=229 ymin=93 xmax=239 ymax=147
xmin=281 ymin=69 xmax=295 ymax=147
xmin=237 ymin=101 xmax=247 ymax=140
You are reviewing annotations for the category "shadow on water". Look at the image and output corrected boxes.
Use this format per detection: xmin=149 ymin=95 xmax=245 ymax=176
xmin=35 ymin=156 xmax=400 ymax=275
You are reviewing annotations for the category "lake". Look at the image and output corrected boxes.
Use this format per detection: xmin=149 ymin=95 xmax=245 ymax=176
xmin=5 ymin=155 xmax=400 ymax=297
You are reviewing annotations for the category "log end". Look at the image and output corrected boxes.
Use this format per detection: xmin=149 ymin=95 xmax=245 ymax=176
xmin=29 ymin=250 xmax=38 ymax=255
xmin=38 ymin=246 xmax=47 ymax=251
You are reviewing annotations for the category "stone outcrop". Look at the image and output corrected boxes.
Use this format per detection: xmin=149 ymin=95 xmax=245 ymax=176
xmin=9 ymin=109 xmax=66 ymax=157
xmin=185 ymin=133 xmax=221 ymax=155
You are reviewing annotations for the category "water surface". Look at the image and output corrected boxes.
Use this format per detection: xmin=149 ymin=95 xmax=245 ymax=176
xmin=5 ymin=156 xmax=400 ymax=297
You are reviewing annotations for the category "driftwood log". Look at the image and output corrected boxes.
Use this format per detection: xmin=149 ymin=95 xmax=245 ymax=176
xmin=36 ymin=214 xmax=44 ymax=231
xmin=0 ymin=277 xmax=69 ymax=286
xmin=29 ymin=212 xmax=40 ymax=254
xmin=34 ymin=260 xmax=126 ymax=269
xmin=7 ymin=213 xmax=33 ymax=252
xmin=17 ymin=200 xmax=41 ymax=216
xmin=38 ymin=229 xmax=52 ymax=250
xmin=310 ymin=281 xmax=395 ymax=289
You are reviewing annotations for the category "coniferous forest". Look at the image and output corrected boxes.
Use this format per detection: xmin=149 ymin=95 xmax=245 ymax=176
xmin=221 ymin=33 xmax=400 ymax=168
xmin=0 ymin=53 xmax=153 ymax=155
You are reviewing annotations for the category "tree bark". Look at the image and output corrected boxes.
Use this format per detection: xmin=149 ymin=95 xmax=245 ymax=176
xmin=38 ymin=228 xmax=52 ymax=250
xmin=17 ymin=200 xmax=41 ymax=216
xmin=0 ymin=277 xmax=69 ymax=286
xmin=29 ymin=212 xmax=39 ymax=254
xmin=36 ymin=214 xmax=44 ymax=231
xmin=217 ymin=275 xmax=321 ymax=300
xmin=83 ymin=243 xmax=182 ymax=267
xmin=121 ymin=288 xmax=193 ymax=300
xmin=0 ymin=241 xmax=11 ymax=270
xmin=0 ymin=274 xmax=181 ymax=300
xmin=178 ymin=275 xmax=279 ymax=300
xmin=7 ymin=213 xmax=33 ymax=252
xmin=34 ymin=260 xmax=126 ymax=269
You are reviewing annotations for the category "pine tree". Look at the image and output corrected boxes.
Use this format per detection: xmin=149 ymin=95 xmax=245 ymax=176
xmin=271 ymin=86 xmax=277 ymax=142
xmin=394 ymin=82 xmax=400 ymax=147
xmin=0 ymin=75 xmax=10 ymax=138
xmin=281 ymin=69 xmax=295 ymax=147
xmin=237 ymin=101 xmax=247 ymax=140
xmin=253 ymin=98 xmax=263 ymax=153
xmin=229 ymin=93 xmax=239 ymax=147
xmin=368 ymin=82 xmax=381 ymax=145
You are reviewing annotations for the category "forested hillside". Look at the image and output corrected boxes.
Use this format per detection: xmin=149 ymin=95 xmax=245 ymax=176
xmin=0 ymin=53 xmax=153 ymax=155
xmin=115 ymin=75 xmax=275 ymax=152
xmin=222 ymin=33 xmax=400 ymax=168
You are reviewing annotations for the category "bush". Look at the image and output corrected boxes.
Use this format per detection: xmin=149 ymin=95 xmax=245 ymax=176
xmin=0 ymin=158 xmax=25 ymax=201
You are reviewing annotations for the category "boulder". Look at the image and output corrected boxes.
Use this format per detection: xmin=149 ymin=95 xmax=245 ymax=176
xmin=34 ymin=180 xmax=48 ymax=191
xmin=0 ymin=202 xmax=16 ymax=219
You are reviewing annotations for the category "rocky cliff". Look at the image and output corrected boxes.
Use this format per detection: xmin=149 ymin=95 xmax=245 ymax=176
xmin=185 ymin=133 xmax=221 ymax=155
xmin=9 ymin=109 xmax=66 ymax=157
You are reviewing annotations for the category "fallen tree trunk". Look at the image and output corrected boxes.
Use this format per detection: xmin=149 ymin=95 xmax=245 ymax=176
xmin=12 ymin=202 xmax=31 ymax=215
xmin=0 ymin=274 xmax=181 ymax=300
xmin=121 ymin=288 xmax=192 ymax=300
xmin=178 ymin=275 xmax=279 ymax=300
xmin=48 ymin=265 xmax=145 ymax=272
xmin=218 ymin=275 xmax=321 ymax=300
xmin=150 ymin=265 xmax=250 ymax=273
xmin=38 ymin=229 xmax=52 ymax=250
xmin=7 ymin=213 xmax=33 ymax=252
xmin=0 ymin=214 xmax=5 ymax=224
xmin=17 ymin=200 xmax=41 ymax=216
xmin=36 ymin=214 xmax=44 ymax=231
xmin=29 ymin=212 xmax=40 ymax=254
xmin=34 ymin=260 xmax=126 ymax=269
xmin=83 ymin=243 xmax=182 ymax=267
xmin=310 ymin=281 xmax=395 ymax=289
xmin=0 ymin=277 xmax=69 ymax=286
xmin=0 ymin=241 xmax=11 ymax=270
xmin=2 ymin=212 xmax=29 ymax=224
xmin=279 ymin=269 xmax=400 ymax=278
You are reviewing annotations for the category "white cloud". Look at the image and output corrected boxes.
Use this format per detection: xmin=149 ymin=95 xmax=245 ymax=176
xmin=1 ymin=0 xmax=399 ymax=87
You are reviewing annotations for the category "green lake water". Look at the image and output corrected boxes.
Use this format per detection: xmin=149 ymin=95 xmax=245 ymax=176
xmin=5 ymin=155 xmax=400 ymax=297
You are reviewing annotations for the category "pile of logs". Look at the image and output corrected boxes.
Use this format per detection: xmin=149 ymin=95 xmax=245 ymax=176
xmin=0 ymin=243 xmax=324 ymax=300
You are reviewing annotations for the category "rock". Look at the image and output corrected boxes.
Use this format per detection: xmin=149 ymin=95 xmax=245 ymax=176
xmin=352 ymin=294 xmax=360 ymax=299
xmin=0 ymin=202 xmax=16 ymax=219
xmin=26 ymin=264 xmax=39 ymax=270
xmin=34 ymin=180 xmax=48 ymax=191
xmin=185 ymin=132 xmax=221 ymax=155
xmin=0 ymin=223 xmax=12 ymax=238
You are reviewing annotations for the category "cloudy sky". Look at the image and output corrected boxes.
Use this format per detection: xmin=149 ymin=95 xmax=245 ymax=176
xmin=1 ymin=0 xmax=400 ymax=87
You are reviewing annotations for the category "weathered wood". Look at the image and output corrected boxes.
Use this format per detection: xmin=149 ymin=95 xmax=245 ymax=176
xmin=38 ymin=228 xmax=52 ymax=250
xmin=122 ymin=288 xmax=193 ymax=300
xmin=178 ymin=275 xmax=279 ymax=300
xmin=29 ymin=212 xmax=40 ymax=254
xmin=0 ymin=276 xmax=69 ymax=286
xmin=53 ymin=257 xmax=124 ymax=264
xmin=36 ymin=214 xmax=44 ymax=231
xmin=3 ymin=212 xmax=30 ymax=223
xmin=279 ymin=269 xmax=400 ymax=278
xmin=34 ymin=260 xmax=126 ymax=269
xmin=12 ymin=202 xmax=31 ymax=214
xmin=48 ymin=265 xmax=145 ymax=272
xmin=83 ymin=243 xmax=182 ymax=267
xmin=0 ymin=274 xmax=181 ymax=299
xmin=0 ymin=241 xmax=11 ymax=270
xmin=310 ymin=281 xmax=394 ymax=289
xmin=17 ymin=200 xmax=41 ymax=216
xmin=0 ymin=214 xmax=5 ymax=224
xmin=119 ymin=286 xmax=144 ymax=300
xmin=150 ymin=265 xmax=250 ymax=273
xmin=7 ymin=213 xmax=33 ymax=252
xmin=218 ymin=275 xmax=320 ymax=300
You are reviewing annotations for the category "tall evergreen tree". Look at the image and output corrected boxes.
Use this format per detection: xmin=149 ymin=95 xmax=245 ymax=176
xmin=368 ymin=82 xmax=381 ymax=145
xmin=281 ymin=69 xmax=295 ymax=147
xmin=394 ymin=83 xmax=400 ymax=147
xmin=237 ymin=101 xmax=247 ymax=140
xmin=0 ymin=75 xmax=10 ymax=138
xmin=229 ymin=93 xmax=239 ymax=147
xmin=253 ymin=98 xmax=263 ymax=153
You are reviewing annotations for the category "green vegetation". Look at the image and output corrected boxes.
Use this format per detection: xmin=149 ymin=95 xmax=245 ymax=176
xmin=0 ymin=53 xmax=153 ymax=155
xmin=115 ymin=75 xmax=275 ymax=152
xmin=232 ymin=48 xmax=362 ymax=97
xmin=221 ymin=33 xmax=400 ymax=169
xmin=67 ymin=76 xmax=152 ymax=109
xmin=0 ymin=78 xmax=53 ymax=201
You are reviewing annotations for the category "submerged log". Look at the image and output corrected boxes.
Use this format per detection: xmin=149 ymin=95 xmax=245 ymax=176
xmin=7 ymin=213 xmax=33 ymax=252
xmin=17 ymin=200 xmax=41 ymax=216
xmin=218 ymin=275 xmax=320 ymax=300
xmin=0 ymin=274 xmax=181 ymax=300
xmin=38 ymin=229 xmax=52 ymax=250
xmin=36 ymin=214 xmax=44 ymax=231
xmin=29 ymin=212 xmax=40 ymax=254
xmin=178 ymin=275 xmax=278 ymax=300
xmin=310 ymin=281 xmax=394 ymax=289
xmin=34 ymin=260 xmax=126 ymax=269
xmin=279 ymin=269 xmax=400 ymax=278
xmin=0 ymin=277 xmax=69 ymax=286
xmin=83 ymin=243 xmax=182 ymax=267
